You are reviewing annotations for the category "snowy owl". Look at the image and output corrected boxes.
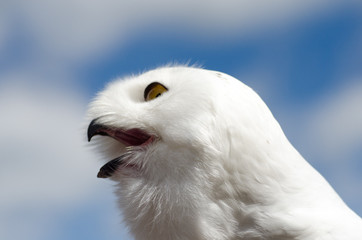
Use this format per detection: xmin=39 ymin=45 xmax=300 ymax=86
xmin=87 ymin=66 xmax=362 ymax=240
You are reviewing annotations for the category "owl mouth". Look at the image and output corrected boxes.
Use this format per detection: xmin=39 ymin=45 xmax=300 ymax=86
xmin=87 ymin=119 xmax=154 ymax=178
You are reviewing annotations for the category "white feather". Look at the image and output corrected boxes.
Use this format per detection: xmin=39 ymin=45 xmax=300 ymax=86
xmin=87 ymin=66 xmax=362 ymax=240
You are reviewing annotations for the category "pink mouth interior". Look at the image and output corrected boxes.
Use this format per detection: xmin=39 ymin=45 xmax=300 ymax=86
xmin=97 ymin=128 xmax=153 ymax=147
xmin=114 ymin=128 xmax=152 ymax=146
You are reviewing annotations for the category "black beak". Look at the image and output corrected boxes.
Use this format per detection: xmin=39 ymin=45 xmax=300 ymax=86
xmin=87 ymin=119 xmax=108 ymax=142
xmin=97 ymin=156 xmax=124 ymax=178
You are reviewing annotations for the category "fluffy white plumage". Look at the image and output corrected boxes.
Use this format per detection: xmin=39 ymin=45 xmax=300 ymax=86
xmin=87 ymin=66 xmax=362 ymax=240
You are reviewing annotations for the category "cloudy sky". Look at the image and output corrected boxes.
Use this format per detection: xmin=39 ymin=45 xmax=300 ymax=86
xmin=1 ymin=1 xmax=361 ymax=240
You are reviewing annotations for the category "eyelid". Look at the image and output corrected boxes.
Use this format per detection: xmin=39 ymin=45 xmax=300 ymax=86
xmin=144 ymin=82 xmax=168 ymax=101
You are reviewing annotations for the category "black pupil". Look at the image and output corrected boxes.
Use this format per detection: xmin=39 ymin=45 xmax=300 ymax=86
xmin=155 ymin=93 xmax=161 ymax=98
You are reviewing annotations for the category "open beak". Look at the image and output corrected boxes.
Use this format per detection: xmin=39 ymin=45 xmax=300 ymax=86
xmin=87 ymin=118 xmax=153 ymax=178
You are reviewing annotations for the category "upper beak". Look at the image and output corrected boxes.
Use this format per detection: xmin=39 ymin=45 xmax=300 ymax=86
xmin=87 ymin=119 xmax=108 ymax=142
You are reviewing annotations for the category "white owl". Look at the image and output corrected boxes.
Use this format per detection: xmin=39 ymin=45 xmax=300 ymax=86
xmin=87 ymin=66 xmax=362 ymax=240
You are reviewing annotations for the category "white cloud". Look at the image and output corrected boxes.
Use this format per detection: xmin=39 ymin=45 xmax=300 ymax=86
xmin=0 ymin=76 xmax=94 ymax=205
xmin=1 ymin=0 xmax=351 ymax=65
xmin=301 ymin=80 xmax=362 ymax=161
xmin=0 ymin=72 xmax=122 ymax=240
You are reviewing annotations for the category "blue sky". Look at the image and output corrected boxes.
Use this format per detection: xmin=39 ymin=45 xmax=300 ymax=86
xmin=1 ymin=1 xmax=361 ymax=240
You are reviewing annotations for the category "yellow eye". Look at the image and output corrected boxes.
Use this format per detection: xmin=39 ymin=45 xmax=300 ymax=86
xmin=144 ymin=82 xmax=168 ymax=101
